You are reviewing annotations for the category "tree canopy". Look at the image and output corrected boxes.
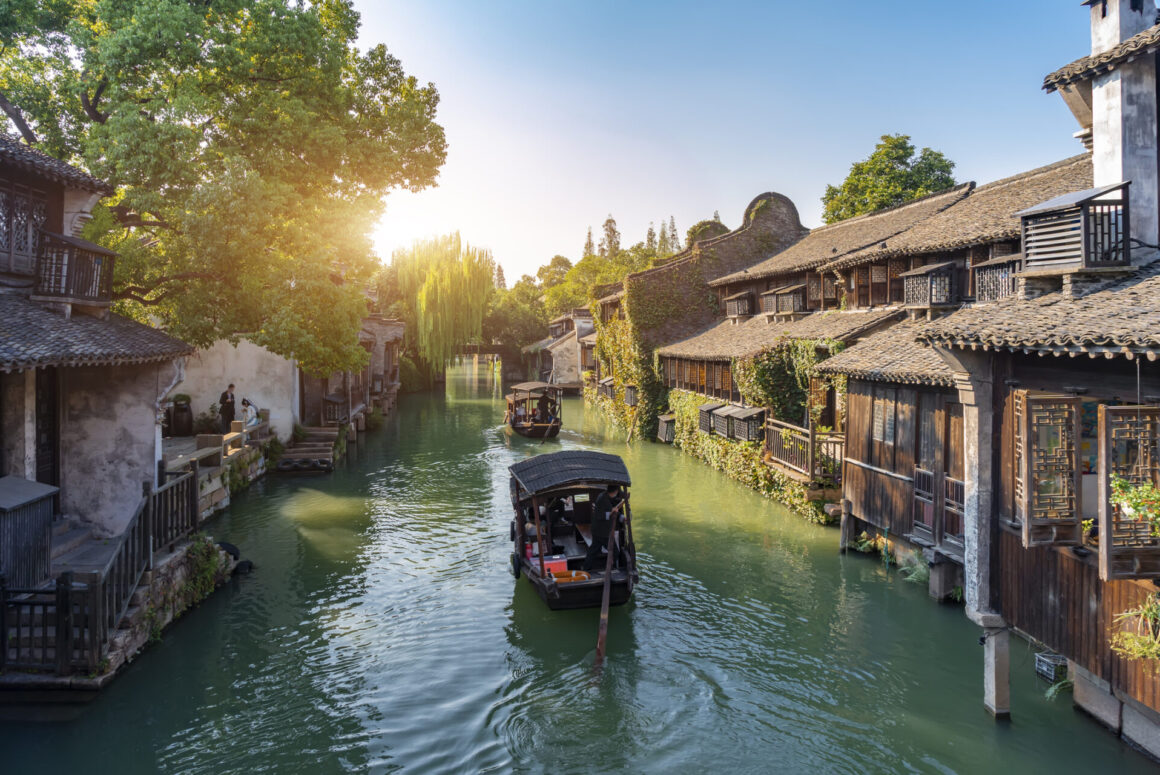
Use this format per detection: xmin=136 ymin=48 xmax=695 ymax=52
xmin=821 ymin=134 xmax=956 ymax=224
xmin=0 ymin=0 xmax=447 ymax=375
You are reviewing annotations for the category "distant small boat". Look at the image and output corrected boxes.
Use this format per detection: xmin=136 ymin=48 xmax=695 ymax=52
xmin=505 ymin=381 xmax=562 ymax=439
xmin=507 ymin=450 xmax=638 ymax=610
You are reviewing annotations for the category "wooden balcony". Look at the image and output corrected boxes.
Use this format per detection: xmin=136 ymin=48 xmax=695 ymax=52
xmin=974 ymin=255 xmax=1021 ymax=302
xmin=1016 ymin=182 xmax=1130 ymax=273
xmin=32 ymin=232 xmax=116 ymax=307
xmin=900 ymin=262 xmax=957 ymax=308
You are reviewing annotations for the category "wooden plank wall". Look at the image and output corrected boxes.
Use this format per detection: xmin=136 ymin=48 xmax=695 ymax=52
xmin=999 ymin=528 xmax=1160 ymax=711
xmin=845 ymin=380 xmax=914 ymax=536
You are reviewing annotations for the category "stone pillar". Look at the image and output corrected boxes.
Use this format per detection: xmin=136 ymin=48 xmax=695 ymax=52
xmin=983 ymin=627 xmax=1011 ymax=719
xmin=23 ymin=369 xmax=36 ymax=480
xmin=838 ymin=499 xmax=857 ymax=552
xmin=935 ymin=347 xmax=1011 ymax=716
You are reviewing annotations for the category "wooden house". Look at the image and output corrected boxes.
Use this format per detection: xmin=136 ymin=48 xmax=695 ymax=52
xmin=0 ymin=134 xmax=194 ymax=584
xmin=297 ymin=314 xmax=404 ymax=428
xmin=880 ymin=0 xmax=1160 ymax=753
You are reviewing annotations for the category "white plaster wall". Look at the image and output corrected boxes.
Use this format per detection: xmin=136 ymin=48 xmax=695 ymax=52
xmin=60 ymin=363 xmax=163 ymax=536
xmin=178 ymin=339 xmax=298 ymax=439
xmin=548 ymin=334 xmax=581 ymax=384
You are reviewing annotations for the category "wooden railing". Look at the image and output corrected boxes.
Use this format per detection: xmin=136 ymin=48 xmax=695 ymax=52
xmin=34 ymin=232 xmax=115 ymax=305
xmin=83 ymin=489 xmax=151 ymax=650
xmin=0 ymin=465 xmax=205 ymax=676
xmin=323 ymin=394 xmax=347 ymax=425
xmin=153 ymin=467 xmax=199 ymax=554
xmin=766 ymin=419 xmax=845 ymax=484
xmin=767 ymin=419 xmax=811 ymax=476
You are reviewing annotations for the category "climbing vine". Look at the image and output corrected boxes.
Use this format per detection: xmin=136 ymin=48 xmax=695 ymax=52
xmin=667 ymin=390 xmax=829 ymax=523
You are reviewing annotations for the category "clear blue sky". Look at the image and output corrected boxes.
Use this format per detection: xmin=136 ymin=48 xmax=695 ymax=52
xmin=358 ymin=0 xmax=1096 ymax=281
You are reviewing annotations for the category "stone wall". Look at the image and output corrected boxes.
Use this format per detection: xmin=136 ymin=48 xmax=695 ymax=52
xmin=60 ymin=362 xmax=172 ymax=536
xmin=179 ymin=339 xmax=299 ymax=440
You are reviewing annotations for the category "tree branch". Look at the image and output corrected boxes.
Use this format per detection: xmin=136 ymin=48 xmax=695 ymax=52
xmin=80 ymin=78 xmax=109 ymax=124
xmin=0 ymin=92 xmax=38 ymax=145
xmin=109 ymin=205 xmax=174 ymax=231
xmin=115 ymin=271 xmax=218 ymax=302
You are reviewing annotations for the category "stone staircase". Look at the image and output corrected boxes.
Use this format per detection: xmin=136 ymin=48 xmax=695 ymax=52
xmin=280 ymin=426 xmax=339 ymax=468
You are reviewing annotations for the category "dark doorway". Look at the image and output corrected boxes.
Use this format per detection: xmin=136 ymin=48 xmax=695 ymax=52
xmin=35 ymin=367 xmax=59 ymax=488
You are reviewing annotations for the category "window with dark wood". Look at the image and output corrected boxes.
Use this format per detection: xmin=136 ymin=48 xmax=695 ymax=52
xmin=1014 ymin=390 xmax=1082 ymax=547
xmin=698 ymin=362 xmax=706 ymax=394
xmin=823 ymin=274 xmax=837 ymax=303
xmin=913 ymin=392 xmax=940 ymax=536
xmin=722 ymin=365 xmax=732 ymax=398
xmin=871 ymin=386 xmax=897 ymax=468
xmin=856 ymin=266 xmax=871 ymax=308
xmin=806 ymin=274 xmax=822 ymax=308
xmin=943 ymin=402 xmax=965 ymax=542
xmin=870 ymin=263 xmax=888 ymax=305
xmin=1097 ymin=405 xmax=1160 ymax=580
xmin=888 ymin=258 xmax=907 ymax=304
xmin=0 ymin=181 xmax=48 ymax=276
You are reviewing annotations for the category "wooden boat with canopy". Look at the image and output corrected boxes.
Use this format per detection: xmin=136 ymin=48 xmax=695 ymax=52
xmin=508 ymin=451 xmax=638 ymax=610
xmin=505 ymin=381 xmax=563 ymax=439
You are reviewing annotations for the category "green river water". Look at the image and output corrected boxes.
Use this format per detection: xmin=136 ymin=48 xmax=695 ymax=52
xmin=1 ymin=363 xmax=1155 ymax=773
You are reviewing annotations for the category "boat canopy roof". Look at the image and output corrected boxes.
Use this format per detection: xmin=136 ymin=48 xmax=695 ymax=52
xmin=510 ymin=381 xmax=558 ymax=392
xmin=509 ymin=451 xmax=631 ymax=495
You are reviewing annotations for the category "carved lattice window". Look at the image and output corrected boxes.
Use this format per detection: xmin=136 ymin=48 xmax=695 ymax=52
xmin=1098 ymin=405 xmax=1160 ymax=580
xmin=822 ymin=274 xmax=836 ymax=299
xmin=931 ymin=272 xmax=952 ymax=304
xmin=807 ymin=274 xmax=821 ymax=302
xmin=1015 ymin=390 xmax=1082 ymax=547
xmin=0 ymin=182 xmax=48 ymax=275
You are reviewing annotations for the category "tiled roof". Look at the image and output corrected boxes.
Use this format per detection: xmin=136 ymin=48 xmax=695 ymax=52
xmin=656 ymin=317 xmax=784 ymax=361
xmin=0 ymin=293 xmax=192 ymax=371
xmin=816 ymin=319 xmax=955 ymax=386
xmin=0 ymin=133 xmax=113 ymax=194
xmin=1043 ymin=22 xmax=1160 ymax=92
xmin=656 ymin=307 xmax=901 ymax=361
xmin=775 ymin=307 xmax=902 ymax=343
xmin=579 ymin=332 xmax=597 ymax=345
xmin=709 ymin=185 xmax=971 ymax=287
xmin=820 ymin=155 xmax=1092 ymax=272
xmin=918 ymin=257 xmax=1160 ymax=357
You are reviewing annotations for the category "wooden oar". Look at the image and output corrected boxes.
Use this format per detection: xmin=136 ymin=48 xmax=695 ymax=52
xmin=594 ymin=496 xmax=626 ymax=671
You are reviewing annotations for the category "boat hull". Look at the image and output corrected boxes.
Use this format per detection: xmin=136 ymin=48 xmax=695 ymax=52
xmin=521 ymin=564 xmax=634 ymax=610
xmin=511 ymin=422 xmax=561 ymax=439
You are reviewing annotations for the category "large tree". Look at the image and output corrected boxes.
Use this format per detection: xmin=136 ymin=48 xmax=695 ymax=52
xmin=0 ymin=0 xmax=447 ymax=375
xmin=536 ymin=255 xmax=572 ymax=289
xmin=380 ymin=233 xmax=495 ymax=374
xmin=822 ymin=134 xmax=956 ymax=224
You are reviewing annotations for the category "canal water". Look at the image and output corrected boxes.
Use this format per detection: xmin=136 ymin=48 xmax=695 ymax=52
xmin=1 ymin=363 xmax=1154 ymax=773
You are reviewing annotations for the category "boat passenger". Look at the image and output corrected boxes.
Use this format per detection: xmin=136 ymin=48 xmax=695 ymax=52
xmin=583 ymin=483 xmax=626 ymax=571
xmin=537 ymin=392 xmax=552 ymax=423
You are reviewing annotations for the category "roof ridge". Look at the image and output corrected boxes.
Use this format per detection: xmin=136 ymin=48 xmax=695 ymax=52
xmin=806 ymin=182 xmax=973 ymax=233
xmin=968 ymin=153 xmax=1091 ymax=195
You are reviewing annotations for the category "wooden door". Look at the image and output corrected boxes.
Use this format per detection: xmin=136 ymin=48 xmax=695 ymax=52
xmin=35 ymin=367 xmax=59 ymax=487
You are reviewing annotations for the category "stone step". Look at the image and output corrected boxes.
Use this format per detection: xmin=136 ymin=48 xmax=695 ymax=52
xmin=280 ymin=450 xmax=334 ymax=461
xmin=50 ymin=526 xmax=92 ymax=561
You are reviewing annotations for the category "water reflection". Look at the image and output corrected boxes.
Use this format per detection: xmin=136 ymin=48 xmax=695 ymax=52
xmin=0 ymin=363 xmax=1154 ymax=773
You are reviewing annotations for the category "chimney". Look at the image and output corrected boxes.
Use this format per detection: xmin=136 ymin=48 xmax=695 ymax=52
xmin=1087 ymin=0 xmax=1160 ymax=250
xmin=1086 ymin=0 xmax=1154 ymax=54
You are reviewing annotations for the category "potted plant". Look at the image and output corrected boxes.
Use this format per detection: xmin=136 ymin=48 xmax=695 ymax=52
xmin=1111 ymin=593 xmax=1160 ymax=664
xmin=1110 ymin=474 xmax=1160 ymax=537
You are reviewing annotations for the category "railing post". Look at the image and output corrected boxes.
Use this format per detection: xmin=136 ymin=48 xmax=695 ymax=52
xmin=0 ymin=574 xmax=7 ymax=672
xmin=143 ymin=480 xmax=154 ymax=569
xmin=55 ymin=571 xmax=73 ymax=675
xmin=89 ymin=572 xmax=105 ymax=671
xmin=188 ymin=458 xmax=200 ymax=532
xmin=807 ymin=417 xmax=817 ymax=484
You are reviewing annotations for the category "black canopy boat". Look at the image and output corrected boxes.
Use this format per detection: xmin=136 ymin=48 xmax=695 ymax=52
xmin=505 ymin=381 xmax=563 ymax=439
xmin=508 ymin=450 xmax=638 ymax=610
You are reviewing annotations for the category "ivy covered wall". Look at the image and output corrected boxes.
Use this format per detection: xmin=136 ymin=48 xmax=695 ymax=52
xmin=668 ymin=390 xmax=830 ymax=524
xmin=589 ymin=192 xmax=807 ymax=439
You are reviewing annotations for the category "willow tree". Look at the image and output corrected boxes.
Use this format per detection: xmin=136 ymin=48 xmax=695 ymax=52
xmin=0 ymin=0 xmax=447 ymax=376
xmin=386 ymin=234 xmax=495 ymax=374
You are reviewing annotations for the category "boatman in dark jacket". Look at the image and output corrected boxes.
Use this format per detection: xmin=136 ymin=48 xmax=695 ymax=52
xmin=584 ymin=483 xmax=626 ymax=571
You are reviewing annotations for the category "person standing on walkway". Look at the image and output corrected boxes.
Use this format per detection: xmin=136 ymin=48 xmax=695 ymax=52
xmin=219 ymin=383 xmax=236 ymax=433
xmin=584 ymin=483 xmax=626 ymax=571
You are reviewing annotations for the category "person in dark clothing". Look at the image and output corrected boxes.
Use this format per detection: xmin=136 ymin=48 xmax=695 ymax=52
xmin=537 ymin=392 xmax=551 ymax=423
xmin=583 ymin=484 xmax=626 ymax=571
xmin=218 ymin=383 xmax=236 ymax=433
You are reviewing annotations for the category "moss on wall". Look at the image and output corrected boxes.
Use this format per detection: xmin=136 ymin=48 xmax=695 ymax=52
xmin=668 ymin=389 xmax=829 ymax=524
